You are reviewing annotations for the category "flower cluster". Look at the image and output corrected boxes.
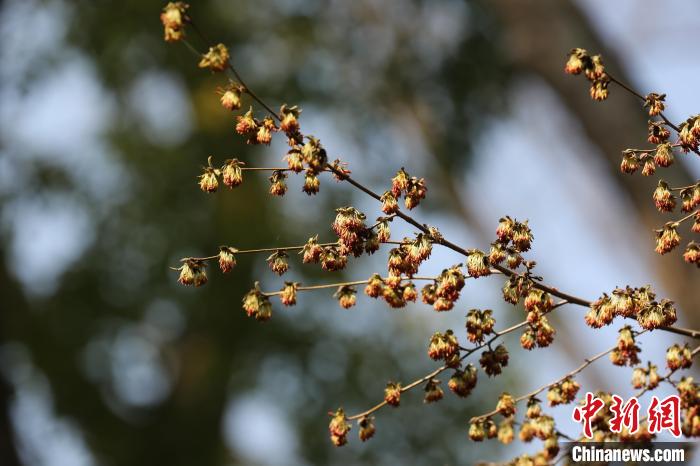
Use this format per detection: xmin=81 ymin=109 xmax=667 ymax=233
xmin=610 ymin=326 xmax=641 ymax=366
xmin=585 ymin=285 xmax=676 ymax=330
xmin=564 ymin=48 xmax=609 ymax=100
xmin=387 ymin=168 xmax=428 ymax=211
xmin=465 ymin=309 xmax=495 ymax=343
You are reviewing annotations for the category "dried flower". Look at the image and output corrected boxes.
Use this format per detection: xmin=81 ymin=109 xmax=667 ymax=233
xmin=198 ymin=43 xmax=229 ymax=72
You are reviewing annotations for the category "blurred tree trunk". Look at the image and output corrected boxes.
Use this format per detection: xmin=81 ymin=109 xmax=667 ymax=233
xmin=491 ymin=0 xmax=699 ymax=320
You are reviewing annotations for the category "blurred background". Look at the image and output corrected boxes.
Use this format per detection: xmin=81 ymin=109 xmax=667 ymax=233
xmin=1 ymin=0 xmax=699 ymax=464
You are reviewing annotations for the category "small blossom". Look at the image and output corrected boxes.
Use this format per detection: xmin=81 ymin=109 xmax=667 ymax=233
xmin=218 ymin=82 xmax=242 ymax=111
xmin=334 ymin=285 xmax=357 ymax=309
xmin=448 ymin=364 xmax=478 ymax=397
xmin=547 ymin=377 xmax=580 ymax=406
xmin=328 ymin=409 xmax=350 ymax=447
xmin=198 ymin=43 xmax=229 ymax=72
xmin=564 ymin=48 xmax=588 ymax=75
xmin=302 ymin=170 xmax=320 ymax=195
xmin=221 ymin=159 xmax=244 ymax=187
xmin=497 ymin=392 xmax=517 ymax=417
xmin=620 ymin=151 xmax=639 ymax=174
xmin=177 ymin=259 xmax=207 ymax=286
xmin=256 ymin=117 xmax=277 ymax=145
xmin=235 ymin=107 xmax=258 ymax=135
xmin=402 ymin=283 xmax=417 ymax=302
xmin=589 ymin=77 xmax=609 ymax=101
xmin=667 ymin=343 xmax=693 ymax=371
xmin=648 ymin=363 xmax=661 ymax=389
xmin=299 ymin=236 xmax=322 ymax=264
xmin=631 ymin=367 xmax=647 ymax=389
xmin=653 ymin=180 xmax=676 ymax=212
xmin=218 ymin=246 xmax=237 ymax=273
xmin=637 ymin=299 xmax=677 ymax=330
xmin=585 ymin=293 xmax=616 ymax=328
xmin=424 ymin=379 xmax=444 ymax=404
xmin=384 ymin=382 xmax=402 ymax=407
xmin=683 ymin=242 xmax=700 ymax=267
xmin=358 ymin=416 xmax=375 ymax=442
xmin=428 ymin=330 xmax=459 ymax=361
xmin=267 ymin=250 xmax=289 ymax=275
xmin=364 ymin=273 xmax=384 ymax=298
xmin=480 ymin=344 xmax=509 ymax=377
xmin=279 ymin=104 xmax=301 ymax=134
xmin=160 ymin=2 xmax=189 ymax=42
xmin=584 ymin=54 xmax=605 ymax=80
xmin=268 ymin=170 xmax=288 ymax=196
xmin=497 ymin=418 xmax=515 ymax=444
xmin=199 ymin=168 xmax=219 ymax=193
xmin=466 ymin=309 xmax=495 ymax=344
xmin=511 ymin=221 xmax=533 ymax=252
xmin=468 ymin=420 xmax=486 ymax=442
xmin=654 ymin=143 xmax=674 ymax=168
xmin=642 ymin=159 xmax=656 ymax=176
xmin=655 ymin=223 xmax=681 ymax=254
xmin=376 ymin=218 xmax=391 ymax=243
xmin=280 ymin=282 xmax=299 ymax=306
xmin=526 ymin=398 xmax=542 ymax=419
xmin=391 ymin=168 xmax=410 ymax=197
xmin=320 ymin=246 xmax=347 ymax=272
xmin=242 ymin=283 xmax=272 ymax=321
xmin=301 ymin=136 xmax=327 ymax=173
xmin=647 ymin=121 xmax=670 ymax=144
xmin=284 ymin=148 xmax=304 ymax=173
xmin=644 ymin=93 xmax=666 ymax=116
xmin=466 ymin=249 xmax=491 ymax=278
xmin=421 ymin=283 xmax=437 ymax=305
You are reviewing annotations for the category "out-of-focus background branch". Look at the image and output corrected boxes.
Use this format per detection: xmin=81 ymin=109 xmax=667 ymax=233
xmin=0 ymin=0 xmax=698 ymax=465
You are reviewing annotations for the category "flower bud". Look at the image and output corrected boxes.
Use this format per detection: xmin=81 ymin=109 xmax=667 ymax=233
xmin=328 ymin=409 xmax=350 ymax=447
xmin=384 ymin=382 xmax=402 ymax=407
xmin=424 ymin=379 xmax=444 ymax=404
xmin=218 ymin=246 xmax=237 ymax=273
xmin=221 ymin=159 xmax=244 ymax=188
xmin=302 ymin=170 xmax=320 ymax=195
xmin=358 ymin=416 xmax=375 ymax=442
xmin=267 ymin=250 xmax=289 ymax=275
xmin=497 ymin=392 xmax=517 ymax=417
xmin=280 ymin=282 xmax=299 ymax=306
xmin=198 ymin=43 xmax=229 ymax=72
xmin=653 ymin=180 xmax=676 ymax=212
xmin=654 ymin=143 xmax=674 ymax=168
xmin=334 ymin=285 xmax=357 ymax=309
xmin=268 ymin=170 xmax=287 ymax=196
xmin=655 ymin=223 xmax=681 ymax=254
xmin=177 ymin=259 xmax=207 ymax=286
xmin=644 ymin=93 xmax=666 ymax=116
xmin=199 ymin=168 xmax=219 ymax=193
